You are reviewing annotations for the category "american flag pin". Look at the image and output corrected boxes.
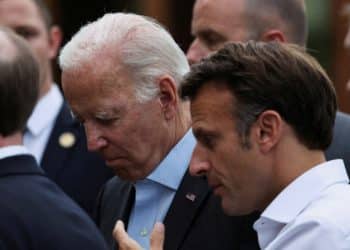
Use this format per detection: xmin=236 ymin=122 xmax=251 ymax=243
xmin=185 ymin=193 xmax=196 ymax=202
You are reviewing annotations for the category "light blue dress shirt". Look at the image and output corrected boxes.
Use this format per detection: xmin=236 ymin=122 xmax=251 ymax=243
xmin=127 ymin=129 xmax=195 ymax=250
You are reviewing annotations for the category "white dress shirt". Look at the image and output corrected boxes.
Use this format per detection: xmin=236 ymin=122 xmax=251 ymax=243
xmin=23 ymin=84 xmax=63 ymax=164
xmin=253 ymin=160 xmax=350 ymax=249
xmin=0 ymin=145 xmax=32 ymax=160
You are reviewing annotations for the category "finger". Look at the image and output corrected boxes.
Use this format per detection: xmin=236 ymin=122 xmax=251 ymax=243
xmin=113 ymin=220 xmax=141 ymax=250
xmin=150 ymin=222 xmax=165 ymax=250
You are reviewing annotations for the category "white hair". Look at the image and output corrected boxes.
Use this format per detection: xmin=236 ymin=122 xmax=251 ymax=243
xmin=59 ymin=13 xmax=190 ymax=102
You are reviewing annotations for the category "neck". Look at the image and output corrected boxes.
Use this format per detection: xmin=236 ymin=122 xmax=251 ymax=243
xmin=39 ymin=71 xmax=54 ymax=99
xmin=0 ymin=132 xmax=23 ymax=147
xmin=259 ymin=136 xmax=326 ymax=211
xmin=275 ymin=146 xmax=325 ymax=188
xmin=174 ymin=101 xmax=192 ymax=142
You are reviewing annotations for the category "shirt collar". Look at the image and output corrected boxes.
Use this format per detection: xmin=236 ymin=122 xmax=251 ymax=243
xmin=0 ymin=145 xmax=32 ymax=160
xmin=260 ymin=159 xmax=348 ymax=224
xmin=26 ymin=84 xmax=63 ymax=136
xmin=146 ymin=129 xmax=196 ymax=190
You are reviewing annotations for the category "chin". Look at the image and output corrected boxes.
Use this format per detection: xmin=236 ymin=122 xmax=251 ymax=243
xmin=221 ymin=198 xmax=251 ymax=216
xmin=113 ymin=168 xmax=149 ymax=182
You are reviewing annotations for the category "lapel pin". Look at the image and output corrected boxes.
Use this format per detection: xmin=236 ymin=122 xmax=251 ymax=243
xmin=185 ymin=193 xmax=196 ymax=202
xmin=59 ymin=132 xmax=76 ymax=148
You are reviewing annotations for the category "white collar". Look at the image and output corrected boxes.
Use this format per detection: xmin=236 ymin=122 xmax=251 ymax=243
xmin=26 ymin=84 xmax=63 ymax=136
xmin=0 ymin=145 xmax=31 ymax=160
xmin=260 ymin=159 xmax=348 ymax=224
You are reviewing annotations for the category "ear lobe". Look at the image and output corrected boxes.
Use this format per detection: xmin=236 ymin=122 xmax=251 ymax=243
xmin=158 ymin=76 xmax=177 ymax=120
xmin=261 ymin=30 xmax=286 ymax=43
xmin=48 ymin=25 xmax=63 ymax=59
xmin=256 ymin=110 xmax=282 ymax=153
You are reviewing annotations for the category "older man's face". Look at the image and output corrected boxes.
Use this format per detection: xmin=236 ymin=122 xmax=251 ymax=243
xmin=62 ymin=59 xmax=170 ymax=181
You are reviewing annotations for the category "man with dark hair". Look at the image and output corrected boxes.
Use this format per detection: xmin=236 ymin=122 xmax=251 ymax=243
xmin=0 ymin=0 xmax=113 ymax=217
xmin=186 ymin=0 xmax=350 ymax=171
xmin=0 ymin=27 xmax=109 ymax=250
xmin=182 ymin=41 xmax=349 ymax=249
xmin=116 ymin=41 xmax=350 ymax=249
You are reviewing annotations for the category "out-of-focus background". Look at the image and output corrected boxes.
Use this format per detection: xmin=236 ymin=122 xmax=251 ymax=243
xmin=46 ymin=0 xmax=350 ymax=113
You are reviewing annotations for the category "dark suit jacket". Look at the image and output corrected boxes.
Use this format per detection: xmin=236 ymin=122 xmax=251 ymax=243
xmin=41 ymin=101 xmax=113 ymax=217
xmin=326 ymin=111 xmax=350 ymax=173
xmin=95 ymin=172 xmax=260 ymax=250
xmin=0 ymin=154 xmax=108 ymax=250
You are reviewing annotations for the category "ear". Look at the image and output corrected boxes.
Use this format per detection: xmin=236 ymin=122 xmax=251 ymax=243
xmin=261 ymin=29 xmax=286 ymax=43
xmin=254 ymin=110 xmax=283 ymax=153
xmin=48 ymin=25 xmax=63 ymax=59
xmin=158 ymin=75 xmax=178 ymax=120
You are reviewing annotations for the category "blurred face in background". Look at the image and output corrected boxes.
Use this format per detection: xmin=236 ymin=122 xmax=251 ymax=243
xmin=187 ymin=0 xmax=250 ymax=64
xmin=0 ymin=0 xmax=61 ymax=97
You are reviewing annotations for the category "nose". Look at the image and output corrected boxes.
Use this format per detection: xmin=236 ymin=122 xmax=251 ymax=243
xmin=186 ymin=39 xmax=208 ymax=65
xmin=189 ymin=143 xmax=210 ymax=177
xmin=84 ymin=122 xmax=107 ymax=152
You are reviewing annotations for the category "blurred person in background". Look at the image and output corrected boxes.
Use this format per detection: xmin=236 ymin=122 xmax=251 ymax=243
xmin=0 ymin=0 xmax=113 ymax=217
xmin=187 ymin=0 xmax=350 ymax=171
xmin=0 ymin=26 xmax=108 ymax=250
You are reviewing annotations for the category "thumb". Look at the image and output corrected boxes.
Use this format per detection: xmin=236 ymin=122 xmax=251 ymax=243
xmin=113 ymin=220 xmax=141 ymax=250
xmin=150 ymin=222 xmax=165 ymax=250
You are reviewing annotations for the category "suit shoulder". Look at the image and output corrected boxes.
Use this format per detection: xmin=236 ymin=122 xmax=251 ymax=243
xmin=334 ymin=111 xmax=350 ymax=130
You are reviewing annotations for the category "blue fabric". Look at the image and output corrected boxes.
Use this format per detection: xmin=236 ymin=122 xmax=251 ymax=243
xmin=127 ymin=129 xmax=195 ymax=249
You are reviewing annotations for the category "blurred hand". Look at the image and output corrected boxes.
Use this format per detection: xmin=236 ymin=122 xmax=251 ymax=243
xmin=113 ymin=220 xmax=165 ymax=250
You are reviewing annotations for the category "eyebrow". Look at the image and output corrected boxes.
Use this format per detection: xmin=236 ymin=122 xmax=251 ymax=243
xmin=193 ymin=127 xmax=218 ymax=139
xmin=195 ymin=28 xmax=226 ymax=41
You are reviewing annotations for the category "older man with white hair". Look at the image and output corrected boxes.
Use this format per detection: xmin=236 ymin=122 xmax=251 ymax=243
xmin=60 ymin=13 xmax=259 ymax=250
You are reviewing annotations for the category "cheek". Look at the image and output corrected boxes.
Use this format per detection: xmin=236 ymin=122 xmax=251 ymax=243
xmin=30 ymin=39 xmax=51 ymax=60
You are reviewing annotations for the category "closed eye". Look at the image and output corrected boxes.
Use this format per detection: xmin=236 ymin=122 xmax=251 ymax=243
xmin=197 ymin=30 xmax=226 ymax=50
xmin=193 ymin=128 xmax=218 ymax=150
xmin=95 ymin=117 xmax=120 ymax=126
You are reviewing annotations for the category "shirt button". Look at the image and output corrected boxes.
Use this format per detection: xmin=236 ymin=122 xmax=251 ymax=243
xmin=140 ymin=228 xmax=148 ymax=237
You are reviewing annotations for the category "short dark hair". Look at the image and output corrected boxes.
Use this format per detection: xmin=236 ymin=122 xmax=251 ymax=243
xmin=246 ymin=0 xmax=307 ymax=46
xmin=0 ymin=28 xmax=40 ymax=136
xmin=33 ymin=0 xmax=53 ymax=29
xmin=181 ymin=41 xmax=337 ymax=150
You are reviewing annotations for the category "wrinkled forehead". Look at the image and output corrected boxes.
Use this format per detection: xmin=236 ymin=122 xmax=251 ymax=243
xmin=62 ymin=54 xmax=134 ymax=98
xmin=194 ymin=0 xmax=245 ymax=19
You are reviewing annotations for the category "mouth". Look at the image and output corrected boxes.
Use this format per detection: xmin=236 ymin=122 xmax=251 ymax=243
xmin=104 ymin=157 xmax=126 ymax=167
xmin=208 ymin=180 xmax=223 ymax=195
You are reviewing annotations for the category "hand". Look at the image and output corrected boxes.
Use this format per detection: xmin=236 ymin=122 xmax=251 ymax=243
xmin=113 ymin=220 xmax=165 ymax=250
